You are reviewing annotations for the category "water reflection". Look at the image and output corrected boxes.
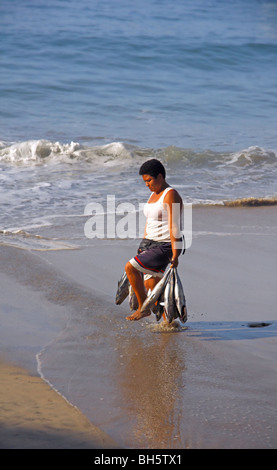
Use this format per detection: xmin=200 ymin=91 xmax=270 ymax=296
xmin=114 ymin=323 xmax=187 ymax=448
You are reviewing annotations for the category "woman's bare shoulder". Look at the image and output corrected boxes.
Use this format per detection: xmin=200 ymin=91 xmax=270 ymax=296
xmin=164 ymin=187 xmax=182 ymax=204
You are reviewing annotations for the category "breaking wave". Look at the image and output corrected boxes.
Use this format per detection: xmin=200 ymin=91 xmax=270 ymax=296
xmin=0 ymin=139 xmax=276 ymax=169
xmin=0 ymin=139 xmax=276 ymax=211
xmin=0 ymin=140 xmax=137 ymax=166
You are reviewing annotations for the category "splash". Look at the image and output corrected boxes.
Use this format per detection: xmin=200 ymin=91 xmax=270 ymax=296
xmin=147 ymin=318 xmax=188 ymax=333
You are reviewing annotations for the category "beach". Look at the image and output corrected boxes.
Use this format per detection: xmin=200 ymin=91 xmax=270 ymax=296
xmin=1 ymin=0 xmax=277 ymax=451
xmin=0 ymin=206 xmax=276 ymax=449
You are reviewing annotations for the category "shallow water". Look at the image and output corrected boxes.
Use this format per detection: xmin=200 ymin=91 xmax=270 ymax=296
xmin=37 ymin=294 xmax=277 ymax=449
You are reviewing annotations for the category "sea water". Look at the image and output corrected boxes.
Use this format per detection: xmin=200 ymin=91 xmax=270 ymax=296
xmin=1 ymin=0 xmax=277 ymax=448
xmin=1 ymin=0 xmax=277 ymax=248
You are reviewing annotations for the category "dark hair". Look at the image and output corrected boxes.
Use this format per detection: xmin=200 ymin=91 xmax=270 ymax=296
xmin=139 ymin=159 xmax=166 ymax=179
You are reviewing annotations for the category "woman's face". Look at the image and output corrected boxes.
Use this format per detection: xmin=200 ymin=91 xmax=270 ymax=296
xmin=142 ymin=173 xmax=163 ymax=193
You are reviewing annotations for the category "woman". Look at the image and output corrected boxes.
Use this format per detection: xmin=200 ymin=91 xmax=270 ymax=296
xmin=125 ymin=158 xmax=183 ymax=321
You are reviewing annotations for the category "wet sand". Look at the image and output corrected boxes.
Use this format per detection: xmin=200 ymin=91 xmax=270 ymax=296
xmin=0 ymin=206 xmax=276 ymax=449
xmin=0 ymin=359 xmax=118 ymax=449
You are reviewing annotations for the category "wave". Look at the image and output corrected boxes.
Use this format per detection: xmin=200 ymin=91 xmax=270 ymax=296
xmin=0 ymin=139 xmax=276 ymax=169
xmin=159 ymin=145 xmax=277 ymax=169
xmin=0 ymin=139 xmax=135 ymax=166
xmin=0 ymin=139 xmax=276 ymax=209
xmin=0 ymin=140 xmax=82 ymax=164
xmin=222 ymin=146 xmax=277 ymax=167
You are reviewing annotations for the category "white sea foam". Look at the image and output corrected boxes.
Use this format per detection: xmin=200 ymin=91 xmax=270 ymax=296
xmin=0 ymin=139 xmax=136 ymax=166
xmin=0 ymin=140 xmax=81 ymax=164
xmin=1 ymin=140 xmax=276 ymax=171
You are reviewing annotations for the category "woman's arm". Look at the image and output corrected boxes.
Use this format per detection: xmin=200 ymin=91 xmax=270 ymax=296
xmin=164 ymin=189 xmax=183 ymax=268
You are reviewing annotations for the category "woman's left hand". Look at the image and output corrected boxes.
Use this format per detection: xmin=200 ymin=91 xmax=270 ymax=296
xmin=170 ymin=257 xmax=179 ymax=268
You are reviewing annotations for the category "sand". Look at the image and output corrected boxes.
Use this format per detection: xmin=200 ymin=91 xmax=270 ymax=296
xmin=0 ymin=359 xmax=119 ymax=449
xmin=0 ymin=206 xmax=276 ymax=449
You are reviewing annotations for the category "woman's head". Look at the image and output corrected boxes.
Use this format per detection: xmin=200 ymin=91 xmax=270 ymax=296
xmin=139 ymin=159 xmax=166 ymax=179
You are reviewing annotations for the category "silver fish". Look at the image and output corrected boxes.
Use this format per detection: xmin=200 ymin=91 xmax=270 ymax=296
xmin=173 ymin=268 xmax=187 ymax=323
xmin=163 ymin=275 xmax=171 ymax=321
xmin=164 ymin=269 xmax=179 ymax=323
xmin=129 ymin=284 xmax=139 ymax=311
xmin=154 ymin=291 xmax=164 ymax=321
xmin=150 ymin=288 xmax=164 ymax=318
xmin=115 ymin=271 xmax=129 ymax=305
xmin=140 ymin=268 xmax=171 ymax=313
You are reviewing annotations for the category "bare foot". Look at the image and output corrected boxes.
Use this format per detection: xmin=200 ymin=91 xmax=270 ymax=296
xmin=126 ymin=309 xmax=151 ymax=321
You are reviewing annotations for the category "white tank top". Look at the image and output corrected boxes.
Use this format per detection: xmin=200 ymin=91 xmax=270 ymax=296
xmin=143 ymin=187 xmax=173 ymax=242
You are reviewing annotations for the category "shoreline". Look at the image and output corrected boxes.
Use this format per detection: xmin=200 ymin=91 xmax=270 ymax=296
xmin=0 ymin=205 xmax=276 ymax=449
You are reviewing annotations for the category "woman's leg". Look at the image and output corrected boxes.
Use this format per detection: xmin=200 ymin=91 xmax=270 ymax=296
xmin=125 ymin=261 xmax=151 ymax=320
xmin=144 ymin=276 xmax=168 ymax=323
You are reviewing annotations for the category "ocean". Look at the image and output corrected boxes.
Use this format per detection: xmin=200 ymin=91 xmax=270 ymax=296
xmin=1 ymin=0 xmax=277 ymax=449
xmin=1 ymin=0 xmax=277 ymax=247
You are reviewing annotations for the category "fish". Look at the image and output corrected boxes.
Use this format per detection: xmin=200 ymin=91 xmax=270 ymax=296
xmin=115 ymin=271 xmax=130 ymax=305
xmin=140 ymin=268 xmax=171 ymax=313
xmin=139 ymin=266 xmax=188 ymax=323
xmin=129 ymin=284 xmax=139 ymax=311
xmin=153 ymin=291 xmax=165 ymax=321
xmin=164 ymin=269 xmax=179 ymax=323
xmin=173 ymin=268 xmax=187 ymax=323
